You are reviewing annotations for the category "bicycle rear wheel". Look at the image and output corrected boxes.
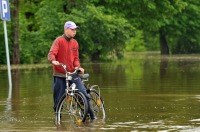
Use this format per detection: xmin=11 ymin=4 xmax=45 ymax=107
xmin=55 ymin=91 xmax=88 ymax=124
xmin=89 ymin=89 xmax=106 ymax=120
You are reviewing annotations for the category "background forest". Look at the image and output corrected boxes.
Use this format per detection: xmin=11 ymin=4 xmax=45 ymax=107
xmin=0 ymin=0 xmax=200 ymax=64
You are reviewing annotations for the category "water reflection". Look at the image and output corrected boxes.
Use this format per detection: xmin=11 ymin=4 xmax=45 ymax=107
xmin=160 ymin=55 xmax=169 ymax=78
xmin=12 ymin=69 xmax=20 ymax=99
xmin=11 ymin=69 xmax=20 ymax=114
xmin=1 ymin=70 xmax=20 ymax=127
xmin=0 ymin=53 xmax=200 ymax=131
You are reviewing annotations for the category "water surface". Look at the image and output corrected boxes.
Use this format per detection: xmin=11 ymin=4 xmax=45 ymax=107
xmin=0 ymin=52 xmax=200 ymax=131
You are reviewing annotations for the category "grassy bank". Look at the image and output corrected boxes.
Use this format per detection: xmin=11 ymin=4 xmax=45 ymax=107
xmin=0 ymin=64 xmax=51 ymax=70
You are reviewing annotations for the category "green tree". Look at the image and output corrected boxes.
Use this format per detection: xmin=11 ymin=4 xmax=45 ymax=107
xmin=31 ymin=1 xmax=135 ymax=61
xmin=19 ymin=0 xmax=44 ymax=63
xmin=0 ymin=21 xmax=7 ymax=64
xmin=1 ymin=0 xmax=200 ymax=64
xmin=169 ymin=0 xmax=200 ymax=54
xmin=65 ymin=4 xmax=134 ymax=60
xmin=92 ymin=0 xmax=187 ymax=55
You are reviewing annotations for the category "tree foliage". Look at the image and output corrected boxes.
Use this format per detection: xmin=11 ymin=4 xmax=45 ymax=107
xmin=170 ymin=0 xmax=200 ymax=53
xmin=0 ymin=0 xmax=200 ymax=64
xmin=65 ymin=4 xmax=134 ymax=60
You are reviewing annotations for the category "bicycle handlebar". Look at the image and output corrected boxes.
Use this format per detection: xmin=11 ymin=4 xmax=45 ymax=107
xmin=59 ymin=63 xmax=80 ymax=76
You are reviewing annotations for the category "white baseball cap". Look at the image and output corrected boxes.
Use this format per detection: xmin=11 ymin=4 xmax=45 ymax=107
xmin=64 ymin=21 xmax=79 ymax=29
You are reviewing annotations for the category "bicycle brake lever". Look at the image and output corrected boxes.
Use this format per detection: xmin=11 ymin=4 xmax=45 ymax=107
xmin=77 ymin=70 xmax=81 ymax=73
xmin=74 ymin=67 xmax=81 ymax=73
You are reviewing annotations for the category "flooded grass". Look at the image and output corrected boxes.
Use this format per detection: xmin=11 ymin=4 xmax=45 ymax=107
xmin=125 ymin=51 xmax=200 ymax=61
xmin=0 ymin=64 xmax=51 ymax=70
xmin=1 ymin=51 xmax=200 ymax=71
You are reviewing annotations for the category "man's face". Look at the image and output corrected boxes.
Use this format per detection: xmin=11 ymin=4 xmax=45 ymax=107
xmin=65 ymin=28 xmax=77 ymax=38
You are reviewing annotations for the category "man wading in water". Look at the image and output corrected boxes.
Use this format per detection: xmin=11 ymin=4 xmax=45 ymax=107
xmin=48 ymin=21 xmax=97 ymax=120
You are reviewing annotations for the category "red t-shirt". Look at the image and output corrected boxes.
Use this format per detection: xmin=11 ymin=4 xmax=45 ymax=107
xmin=48 ymin=35 xmax=80 ymax=77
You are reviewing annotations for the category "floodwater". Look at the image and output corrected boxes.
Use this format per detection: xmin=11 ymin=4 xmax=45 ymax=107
xmin=0 ymin=52 xmax=200 ymax=131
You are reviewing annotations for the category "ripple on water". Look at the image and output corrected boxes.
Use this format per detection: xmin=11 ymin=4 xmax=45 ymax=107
xmin=99 ymin=120 xmax=200 ymax=131
xmin=194 ymin=95 xmax=200 ymax=102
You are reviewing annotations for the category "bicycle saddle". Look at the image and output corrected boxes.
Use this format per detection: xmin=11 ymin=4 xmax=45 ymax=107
xmin=79 ymin=73 xmax=89 ymax=79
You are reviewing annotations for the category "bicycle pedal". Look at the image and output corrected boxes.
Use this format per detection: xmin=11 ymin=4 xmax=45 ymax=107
xmin=86 ymin=89 xmax=90 ymax=93
xmin=87 ymin=114 xmax=90 ymax=117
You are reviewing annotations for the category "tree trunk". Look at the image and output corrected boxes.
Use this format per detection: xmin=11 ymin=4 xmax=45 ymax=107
xmin=159 ymin=28 xmax=169 ymax=55
xmin=91 ymin=50 xmax=100 ymax=62
xmin=12 ymin=0 xmax=20 ymax=64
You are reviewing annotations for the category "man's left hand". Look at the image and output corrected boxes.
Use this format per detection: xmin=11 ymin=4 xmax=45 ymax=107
xmin=78 ymin=67 xmax=84 ymax=74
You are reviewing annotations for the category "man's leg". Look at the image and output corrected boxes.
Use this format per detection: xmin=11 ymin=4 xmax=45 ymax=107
xmin=71 ymin=75 xmax=96 ymax=119
xmin=53 ymin=76 xmax=66 ymax=112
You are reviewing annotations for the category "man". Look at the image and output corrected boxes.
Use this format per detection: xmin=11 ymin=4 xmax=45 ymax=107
xmin=48 ymin=21 xmax=96 ymax=120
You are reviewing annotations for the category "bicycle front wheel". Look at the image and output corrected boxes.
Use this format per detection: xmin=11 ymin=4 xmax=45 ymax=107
xmin=55 ymin=91 xmax=88 ymax=124
xmin=89 ymin=89 xmax=106 ymax=120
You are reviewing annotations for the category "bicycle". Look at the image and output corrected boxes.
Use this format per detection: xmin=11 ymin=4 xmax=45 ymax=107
xmin=55 ymin=63 xmax=106 ymax=125
xmin=55 ymin=63 xmax=88 ymax=125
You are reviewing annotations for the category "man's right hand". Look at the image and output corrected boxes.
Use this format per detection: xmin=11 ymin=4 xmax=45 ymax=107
xmin=51 ymin=60 xmax=60 ymax=66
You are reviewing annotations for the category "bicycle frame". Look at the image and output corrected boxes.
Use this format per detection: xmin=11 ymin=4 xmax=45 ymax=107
xmin=56 ymin=63 xmax=105 ymax=124
xmin=59 ymin=63 xmax=79 ymax=95
xmin=55 ymin=63 xmax=89 ymax=124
